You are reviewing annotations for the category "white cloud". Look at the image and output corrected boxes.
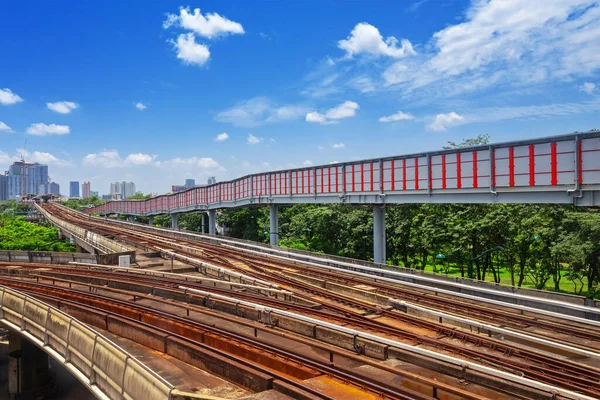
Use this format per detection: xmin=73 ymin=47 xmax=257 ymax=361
xmin=135 ymin=102 xmax=147 ymax=110
xmin=125 ymin=153 xmax=157 ymax=165
xmin=0 ymin=88 xmax=23 ymax=105
xmin=302 ymin=160 xmax=313 ymax=166
xmin=429 ymin=112 xmax=465 ymax=131
xmin=158 ymin=156 xmax=223 ymax=171
xmin=306 ymin=101 xmax=359 ymax=124
xmin=215 ymin=97 xmax=308 ymax=127
xmin=26 ymin=123 xmax=70 ymax=136
xmin=379 ymin=111 xmax=415 ymax=122
xmin=266 ymin=105 xmax=310 ymax=122
xmin=317 ymin=145 xmax=325 ymax=151
xmin=384 ymin=0 xmax=600 ymax=97
xmin=338 ymin=23 xmax=416 ymax=59
xmin=83 ymin=150 xmax=156 ymax=168
xmin=47 ymin=101 xmax=78 ymax=114
xmin=305 ymin=111 xmax=328 ymax=124
xmin=214 ymin=132 xmax=229 ymax=142
xmin=332 ymin=143 xmax=345 ymax=149
xmin=0 ymin=122 xmax=13 ymax=133
xmin=348 ymin=76 xmax=376 ymax=93
xmin=580 ymin=82 xmax=596 ymax=94
xmin=164 ymin=7 xmax=244 ymax=39
xmin=7 ymin=149 xmax=72 ymax=167
xmin=247 ymin=134 xmax=262 ymax=145
xmin=169 ymin=33 xmax=211 ymax=66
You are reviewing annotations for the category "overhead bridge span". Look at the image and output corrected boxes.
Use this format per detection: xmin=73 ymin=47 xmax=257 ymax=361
xmin=84 ymin=130 xmax=600 ymax=263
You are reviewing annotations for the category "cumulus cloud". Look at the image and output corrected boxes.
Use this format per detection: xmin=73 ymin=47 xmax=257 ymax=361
xmin=379 ymin=111 xmax=415 ymax=122
xmin=125 ymin=153 xmax=157 ymax=165
xmin=302 ymin=160 xmax=313 ymax=166
xmin=47 ymin=101 xmax=78 ymax=114
xmin=306 ymin=101 xmax=359 ymax=124
xmin=338 ymin=23 xmax=415 ymax=58
xmin=169 ymin=33 xmax=211 ymax=66
xmin=214 ymin=132 xmax=229 ymax=142
xmin=429 ymin=112 xmax=464 ymax=131
xmin=332 ymin=143 xmax=345 ymax=149
xmin=164 ymin=7 xmax=244 ymax=39
xmin=157 ymin=156 xmax=224 ymax=171
xmin=26 ymin=123 xmax=70 ymax=136
xmin=247 ymin=134 xmax=262 ymax=145
xmin=580 ymin=82 xmax=596 ymax=94
xmin=0 ymin=122 xmax=13 ymax=133
xmin=83 ymin=150 xmax=156 ymax=168
xmin=0 ymin=88 xmax=23 ymax=105
xmin=215 ymin=97 xmax=308 ymax=127
xmin=135 ymin=102 xmax=147 ymax=110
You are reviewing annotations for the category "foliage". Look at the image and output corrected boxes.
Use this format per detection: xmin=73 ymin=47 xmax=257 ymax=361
xmin=220 ymin=203 xmax=600 ymax=297
xmin=0 ymin=212 xmax=75 ymax=252
xmin=127 ymin=192 xmax=152 ymax=200
xmin=62 ymin=195 xmax=105 ymax=211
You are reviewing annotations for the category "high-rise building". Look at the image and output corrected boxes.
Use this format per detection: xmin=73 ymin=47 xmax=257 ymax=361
xmin=6 ymin=162 xmax=49 ymax=198
xmin=0 ymin=175 xmax=8 ymax=201
xmin=172 ymin=178 xmax=203 ymax=193
xmin=49 ymin=182 xmax=60 ymax=196
xmin=185 ymin=179 xmax=195 ymax=186
xmin=91 ymin=191 xmax=99 ymax=198
xmin=70 ymin=181 xmax=80 ymax=198
xmin=81 ymin=181 xmax=91 ymax=198
xmin=207 ymin=177 xmax=216 ymax=185
xmin=110 ymin=181 xmax=136 ymax=200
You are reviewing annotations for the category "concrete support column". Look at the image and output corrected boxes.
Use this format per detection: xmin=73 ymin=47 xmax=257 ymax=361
xmin=171 ymin=214 xmax=178 ymax=231
xmin=201 ymin=213 xmax=207 ymax=234
xmin=8 ymin=329 xmax=54 ymax=399
xmin=148 ymin=216 xmax=153 ymax=226
xmin=208 ymin=210 xmax=216 ymax=235
xmin=269 ymin=204 xmax=279 ymax=246
xmin=373 ymin=206 xmax=386 ymax=264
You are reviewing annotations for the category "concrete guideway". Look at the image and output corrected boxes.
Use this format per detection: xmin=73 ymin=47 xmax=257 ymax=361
xmin=0 ymin=285 xmax=174 ymax=400
xmin=33 ymin=203 xmax=600 ymax=399
xmin=73 ymin=206 xmax=600 ymax=320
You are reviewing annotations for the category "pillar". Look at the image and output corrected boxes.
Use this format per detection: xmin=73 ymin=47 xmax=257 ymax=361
xmin=171 ymin=214 xmax=178 ymax=230
xmin=373 ymin=206 xmax=386 ymax=264
xmin=269 ymin=204 xmax=279 ymax=246
xmin=208 ymin=210 xmax=216 ymax=235
xmin=7 ymin=329 xmax=54 ymax=399
xmin=201 ymin=213 xmax=207 ymax=234
xmin=148 ymin=216 xmax=153 ymax=226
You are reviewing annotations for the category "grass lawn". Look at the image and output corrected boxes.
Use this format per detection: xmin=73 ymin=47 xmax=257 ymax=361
xmin=414 ymin=263 xmax=589 ymax=296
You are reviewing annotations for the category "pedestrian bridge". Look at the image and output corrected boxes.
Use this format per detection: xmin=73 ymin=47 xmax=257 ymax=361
xmin=88 ymin=131 xmax=600 ymax=218
xmin=83 ymin=130 xmax=600 ymax=264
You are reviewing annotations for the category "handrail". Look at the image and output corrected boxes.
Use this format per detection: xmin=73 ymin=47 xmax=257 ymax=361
xmin=0 ymin=285 xmax=174 ymax=400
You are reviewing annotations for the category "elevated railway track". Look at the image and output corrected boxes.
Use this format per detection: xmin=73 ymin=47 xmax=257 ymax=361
xmin=21 ymin=202 xmax=600 ymax=399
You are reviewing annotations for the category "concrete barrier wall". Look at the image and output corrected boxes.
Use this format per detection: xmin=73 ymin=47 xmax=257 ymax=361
xmin=35 ymin=204 xmax=134 ymax=255
xmin=0 ymin=285 xmax=174 ymax=400
xmin=0 ymin=250 xmax=98 ymax=265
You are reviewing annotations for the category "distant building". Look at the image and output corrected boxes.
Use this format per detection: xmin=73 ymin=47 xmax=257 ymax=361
xmin=172 ymin=178 xmax=204 ymax=193
xmin=110 ymin=181 xmax=136 ymax=200
xmin=91 ymin=190 xmax=99 ymax=198
xmin=70 ymin=181 xmax=80 ymax=198
xmin=5 ymin=162 xmax=49 ymax=198
xmin=0 ymin=175 xmax=7 ymax=201
xmin=81 ymin=181 xmax=91 ymax=198
xmin=50 ymin=182 xmax=60 ymax=196
xmin=101 ymin=194 xmax=113 ymax=200
xmin=207 ymin=177 xmax=216 ymax=185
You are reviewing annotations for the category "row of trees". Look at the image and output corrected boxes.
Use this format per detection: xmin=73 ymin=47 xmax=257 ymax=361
xmin=218 ymin=203 xmax=600 ymax=297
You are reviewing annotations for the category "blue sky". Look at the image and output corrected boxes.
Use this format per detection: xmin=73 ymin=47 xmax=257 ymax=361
xmin=1 ymin=0 xmax=599 ymax=195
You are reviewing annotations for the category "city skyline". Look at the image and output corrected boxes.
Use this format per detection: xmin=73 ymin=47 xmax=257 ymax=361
xmin=1 ymin=1 xmax=599 ymax=194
